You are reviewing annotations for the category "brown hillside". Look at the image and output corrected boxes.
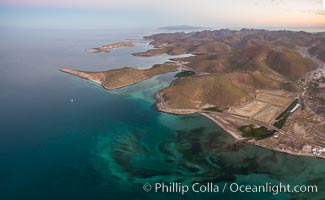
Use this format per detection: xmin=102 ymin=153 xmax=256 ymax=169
xmin=266 ymin=47 xmax=316 ymax=80
xmin=158 ymin=73 xmax=275 ymax=110
xmin=178 ymin=45 xmax=315 ymax=80
xmin=60 ymin=63 xmax=178 ymax=90
xmin=308 ymin=42 xmax=325 ymax=62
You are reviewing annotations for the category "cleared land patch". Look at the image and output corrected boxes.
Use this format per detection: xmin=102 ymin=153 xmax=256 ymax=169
xmin=226 ymin=90 xmax=294 ymax=123
xmin=228 ymin=101 xmax=268 ymax=118
xmin=257 ymin=93 xmax=292 ymax=107
xmin=252 ymin=105 xmax=283 ymax=123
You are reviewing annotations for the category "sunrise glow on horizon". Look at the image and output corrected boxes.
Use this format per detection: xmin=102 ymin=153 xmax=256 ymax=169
xmin=0 ymin=0 xmax=324 ymax=28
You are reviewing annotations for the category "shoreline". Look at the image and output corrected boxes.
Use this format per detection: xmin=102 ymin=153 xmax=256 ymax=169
xmin=200 ymin=113 xmax=244 ymax=140
xmin=154 ymin=91 xmax=198 ymax=115
xmin=60 ymin=66 xmax=179 ymax=90
xmin=61 ymin=70 xmax=324 ymax=159
xmin=154 ymin=90 xmax=324 ymax=159
xmin=89 ymin=42 xmax=135 ymax=53
xmin=60 ymin=68 xmax=147 ymax=90
xmin=60 ymin=31 xmax=325 ymax=159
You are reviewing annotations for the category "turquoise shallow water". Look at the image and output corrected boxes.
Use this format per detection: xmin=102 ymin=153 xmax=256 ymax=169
xmin=0 ymin=27 xmax=324 ymax=200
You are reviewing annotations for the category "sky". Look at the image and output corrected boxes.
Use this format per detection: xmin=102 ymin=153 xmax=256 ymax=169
xmin=0 ymin=0 xmax=324 ymax=29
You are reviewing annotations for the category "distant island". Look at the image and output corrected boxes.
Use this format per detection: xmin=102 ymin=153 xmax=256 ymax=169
xmin=158 ymin=25 xmax=207 ymax=30
xmin=88 ymin=41 xmax=135 ymax=53
xmin=61 ymin=29 xmax=325 ymax=158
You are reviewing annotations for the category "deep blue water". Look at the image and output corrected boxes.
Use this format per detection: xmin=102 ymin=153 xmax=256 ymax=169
xmin=0 ymin=27 xmax=324 ymax=200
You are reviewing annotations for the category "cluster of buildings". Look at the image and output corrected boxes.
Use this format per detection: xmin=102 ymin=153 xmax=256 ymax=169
xmin=311 ymin=146 xmax=325 ymax=157
xmin=309 ymin=65 xmax=325 ymax=89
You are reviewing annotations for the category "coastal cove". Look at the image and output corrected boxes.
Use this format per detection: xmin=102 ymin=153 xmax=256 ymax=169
xmin=62 ymin=29 xmax=325 ymax=159
xmin=0 ymin=27 xmax=324 ymax=200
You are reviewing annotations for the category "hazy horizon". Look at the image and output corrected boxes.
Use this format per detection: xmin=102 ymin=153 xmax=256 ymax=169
xmin=0 ymin=0 xmax=324 ymax=29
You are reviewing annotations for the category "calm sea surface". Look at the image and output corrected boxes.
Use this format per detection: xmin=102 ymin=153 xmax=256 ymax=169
xmin=0 ymin=27 xmax=324 ymax=200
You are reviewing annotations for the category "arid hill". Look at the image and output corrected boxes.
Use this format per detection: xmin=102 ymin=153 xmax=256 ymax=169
xmin=175 ymin=45 xmax=315 ymax=80
xmin=61 ymin=29 xmax=325 ymax=157
xmin=159 ymin=73 xmax=254 ymax=109
xmin=63 ymin=29 xmax=322 ymax=110
xmin=129 ymin=29 xmax=324 ymax=112
xmin=308 ymin=41 xmax=325 ymax=62
xmin=60 ymin=62 xmax=178 ymax=89
xmin=135 ymin=29 xmax=323 ymax=57
xmin=90 ymin=42 xmax=135 ymax=53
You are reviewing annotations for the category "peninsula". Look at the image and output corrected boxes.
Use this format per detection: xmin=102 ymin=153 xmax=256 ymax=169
xmin=61 ymin=29 xmax=325 ymax=158
xmin=89 ymin=41 xmax=135 ymax=53
xmin=60 ymin=62 xmax=178 ymax=90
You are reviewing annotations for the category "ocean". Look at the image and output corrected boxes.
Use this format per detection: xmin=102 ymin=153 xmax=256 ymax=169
xmin=0 ymin=27 xmax=324 ymax=200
